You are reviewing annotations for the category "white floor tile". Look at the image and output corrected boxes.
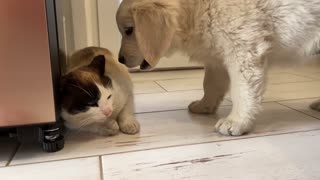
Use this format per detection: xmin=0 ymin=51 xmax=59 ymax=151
xmin=283 ymin=62 xmax=320 ymax=80
xmin=268 ymin=66 xmax=292 ymax=74
xmin=268 ymin=62 xmax=320 ymax=74
xmin=0 ymin=157 xmax=100 ymax=180
xmin=287 ymin=63 xmax=320 ymax=73
xmin=134 ymin=90 xmax=231 ymax=113
xmin=0 ymin=138 xmax=19 ymax=167
xmin=264 ymin=81 xmax=320 ymax=102
xmin=131 ymin=70 xmax=204 ymax=82
xmin=278 ymin=98 xmax=320 ymax=119
xmin=11 ymin=103 xmax=320 ymax=165
xmin=102 ymin=130 xmax=320 ymax=180
xmin=291 ymin=72 xmax=320 ymax=80
xmin=268 ymin=73 xmax=314 ymax=84
xmin=133 ymin=81 xmax=165 ymax=94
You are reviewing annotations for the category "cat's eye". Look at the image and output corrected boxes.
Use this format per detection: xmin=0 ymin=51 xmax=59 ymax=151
xmin=72 ymin=106 xmax=88 ymax=114
xmin=77 ymin=106 xmax=87 ymax=111
xmin=125 ymin=27 xmax=133 ymax=36
xmin=87 ymin=101 xmax=98 ymax=107
xmin=107 ymin=94 xmax=112 ymax=100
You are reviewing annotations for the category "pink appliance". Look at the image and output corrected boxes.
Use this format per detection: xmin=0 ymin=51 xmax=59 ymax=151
xmin=0 ymin=0 xmax=64 ymax=152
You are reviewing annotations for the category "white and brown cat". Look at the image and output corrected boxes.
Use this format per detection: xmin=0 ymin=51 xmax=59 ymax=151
xmin=60 ymin=47 xmax=140 ymax=136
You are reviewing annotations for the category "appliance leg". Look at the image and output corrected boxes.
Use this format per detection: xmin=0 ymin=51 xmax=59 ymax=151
xmin=39 ymin=123 xmax=64 ymax=153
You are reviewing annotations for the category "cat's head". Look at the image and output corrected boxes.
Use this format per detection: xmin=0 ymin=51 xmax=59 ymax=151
xmin=60 ymin=55 xmax=113 ymax=129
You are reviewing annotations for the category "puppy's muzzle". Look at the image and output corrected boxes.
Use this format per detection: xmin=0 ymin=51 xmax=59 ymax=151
xmin=140 ymin=60 xmax=151 ymax=70
xmin=118 ymin=56 xmax=126 ymax=65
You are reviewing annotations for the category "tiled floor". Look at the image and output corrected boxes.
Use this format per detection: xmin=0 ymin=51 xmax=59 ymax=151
xmin=1 ymin=64 xmax=320 ymax=180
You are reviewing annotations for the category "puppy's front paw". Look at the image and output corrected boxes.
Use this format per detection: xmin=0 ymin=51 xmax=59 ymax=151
xmin=188 ymin=100 xmax=217 ymax=114
xmin=119 ymin=118 xmax=140 ymax=135
xmin=310 ymin=100 xmax=320 ymax=111
xmin=215 ymin=117 xmax=253 ymax=136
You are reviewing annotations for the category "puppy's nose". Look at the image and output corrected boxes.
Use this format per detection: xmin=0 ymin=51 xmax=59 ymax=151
xmin=118 ymin=56 xmax=126 ymax=64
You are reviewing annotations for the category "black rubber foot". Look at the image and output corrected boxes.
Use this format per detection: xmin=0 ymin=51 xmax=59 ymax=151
xmin=42 ymin=135 xmax=64 ymax=153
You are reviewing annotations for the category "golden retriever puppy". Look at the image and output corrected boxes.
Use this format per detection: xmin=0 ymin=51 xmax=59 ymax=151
xmin=116 ymin=0 xmax=320 ymax=136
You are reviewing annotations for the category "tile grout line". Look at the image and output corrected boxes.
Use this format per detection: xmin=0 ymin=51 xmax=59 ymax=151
xmin=3 ymin=128 xmax=320 ymax=169
xmin=154 ymin=81 xmax=169 ymax=92
xmin=3 ymin=156 xmax=100 ymax=169
xmin=133 ymin=75 xmax=320 ymax=91
xmin=135 ymin=108 xmax=188 ymax=115
xmin=270 ymin=79 xmax=317 ymax=85
xmin=263 ymin=96 xmax=320 ymax=103
xmin=276 ymin=101 xmax=320 ymax=121
xmin=99 ymin=156 xmax=105 ymax=180
xmin=135 ymin=83 xmax=320 ymax=94
xmin=130 ymin=67 xmax=204 ymax=75
xmin=272 ymin=97 xmax=320 ymax=103
xmin=135 ymin=103 xmax=232 ymax=115
xmin=286 ymin=72 xmax=320 ymax=81
xmin=133 ymin=73 xmax=319 ymax=84
xmin=133 ymin=98 xmax=320 ymax=115
xmin=132 ymin=76 xmax=204 ymax=83
xmin=136 ymin=88 xmax=203 ymax=94
xmin=5 ymin=143 xmax=21 ymax=167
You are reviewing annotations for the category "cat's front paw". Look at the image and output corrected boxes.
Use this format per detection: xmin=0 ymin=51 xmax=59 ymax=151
xmin=119 ymin=118 xmax=140 ymax=135
xmin=98 ymin=120 xmax=120 ymax=136
xmin=106 ymin=119 xmax=120 ymax=131
xmin=215 ymin=116 xmax=253 ymax=136
xmin=97 ymin=128 xmax=119 ymax=136
xmin=188 ymin=100 xmax=217 ymax=114
xmin=310 ymin=99 xmax=320 ymax=111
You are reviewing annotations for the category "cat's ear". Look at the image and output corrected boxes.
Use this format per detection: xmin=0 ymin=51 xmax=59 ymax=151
xmin=59 ymin=75 xmax=75 ymax=93
xmin=89 ymin=55 xmax=106 ymax=76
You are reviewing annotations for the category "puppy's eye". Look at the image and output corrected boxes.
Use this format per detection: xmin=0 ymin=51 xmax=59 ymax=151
xmin=107 ymin=94 xmax=112 ymax=100
xmin=125 ymin=27 xmax=134 ymax=36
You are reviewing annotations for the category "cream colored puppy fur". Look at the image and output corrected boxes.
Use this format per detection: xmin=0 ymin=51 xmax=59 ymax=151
xmin=116 ymin=0 xmax=320 ymax=136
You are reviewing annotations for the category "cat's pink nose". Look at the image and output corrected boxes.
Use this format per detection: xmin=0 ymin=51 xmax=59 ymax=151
xmin=102 ymin=107 xmax=113 ymax=117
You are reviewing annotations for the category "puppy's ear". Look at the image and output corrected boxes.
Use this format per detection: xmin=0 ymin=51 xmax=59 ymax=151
xmin=88 ymin=55 xmax=106 ymax=76
xmin=131 ymin=0 xmax=179 ymax=67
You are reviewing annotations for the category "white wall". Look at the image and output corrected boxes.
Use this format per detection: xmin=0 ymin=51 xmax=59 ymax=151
xmin=55 ymin=0 xmax=75 ymax=72
xmin=56 ymin=0 xmax=100 ymax=71
xmin=97 ymin=0 xmax=121 ymax=57
xmin=56 ymin=0 xmax=100 ymax=54
xmin=71 ymin=0 xmax=100 ymax=50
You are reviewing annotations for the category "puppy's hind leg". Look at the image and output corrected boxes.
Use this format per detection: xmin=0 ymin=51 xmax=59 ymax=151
xmin=189 ymin=62 xmax=230 ymax=114
xmin=310 ymin=99 xmax=320 ymax=111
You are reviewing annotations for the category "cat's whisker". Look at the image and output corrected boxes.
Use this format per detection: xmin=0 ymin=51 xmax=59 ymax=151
xmin=70 ymin=84 xmax=93 ymax=97
xmin=79 ymin=118 xmax=95 ymax=127
xmin=64 ymin=118 xmax=93 ymax=137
